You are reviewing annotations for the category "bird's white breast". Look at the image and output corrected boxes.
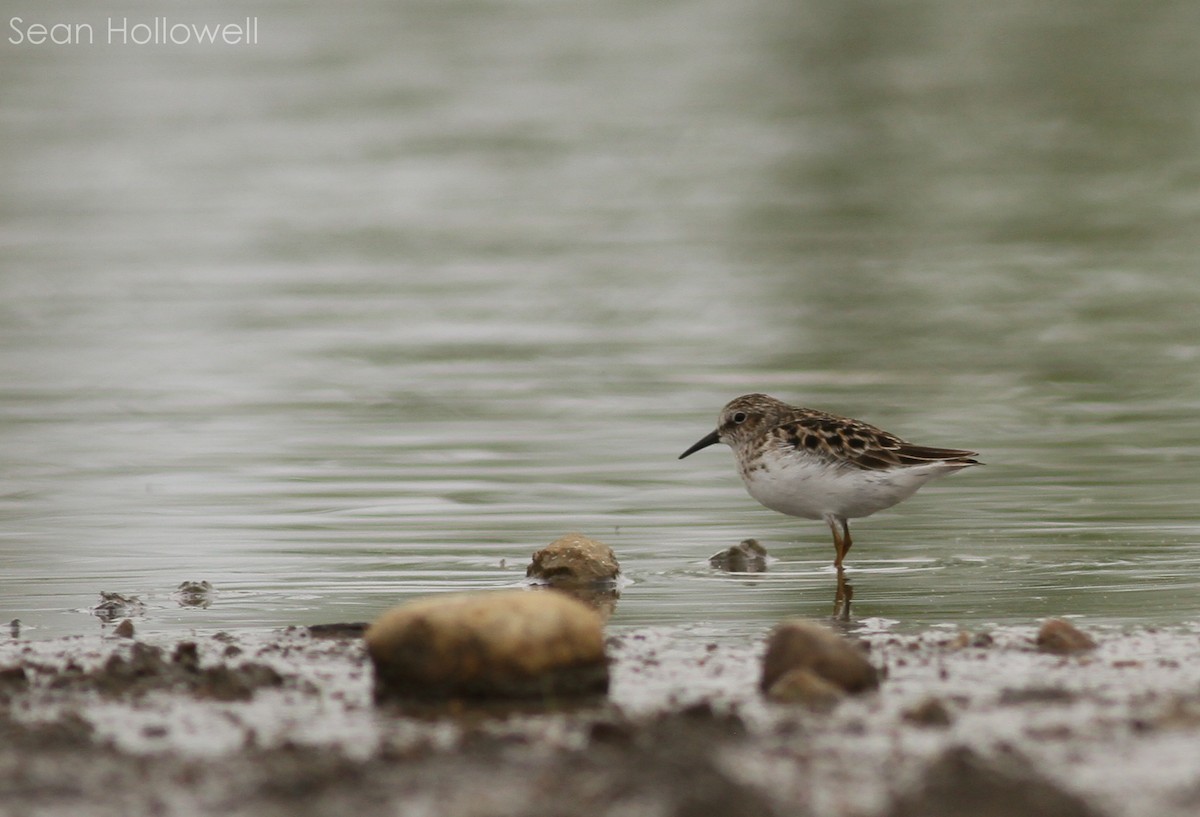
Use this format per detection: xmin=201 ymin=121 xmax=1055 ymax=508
xmin=736 ymin=449 xmax=958 ymax=520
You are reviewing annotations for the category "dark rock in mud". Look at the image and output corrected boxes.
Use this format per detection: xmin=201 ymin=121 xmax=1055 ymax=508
xmin=0 ymin=665 xmax=29 ymax=700
xmin=761 ymin=620 xmax=879 ymax=697
xmin=902 ymin=697 xmax=954 ymax=727
xmin=709 ymin=539 xmax=768 ymax=572
xmin=526 ymin=532 xmax=620 ymax=586
xmin=49 ymin=640 xmax=284 ymax=701
xmin=887 ymin=745 xmax=1102 ymax=817
xmin=365 ymin=590 xmax=609 ymax=702
xmin=1036 ymin=619 xmax=1097 ymax=654
xmin=114 ymin=619 xmax=135 ymax=638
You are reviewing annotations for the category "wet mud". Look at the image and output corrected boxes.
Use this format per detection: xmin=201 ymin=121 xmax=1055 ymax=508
xmin=3 ymin=622 xmax=1200 ymax=817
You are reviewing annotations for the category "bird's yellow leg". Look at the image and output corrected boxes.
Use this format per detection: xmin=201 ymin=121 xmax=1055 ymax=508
xmin=827 ymin=516 xmax=852 ymax=568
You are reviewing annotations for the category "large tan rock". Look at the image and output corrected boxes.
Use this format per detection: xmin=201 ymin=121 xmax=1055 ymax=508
xmin=760 ymin=620 xmax=879 ymax=697
xmin=526 ymin=533 xmax=620 ymax=586
xmin=365 ymin=590 xmax=608 ymax=702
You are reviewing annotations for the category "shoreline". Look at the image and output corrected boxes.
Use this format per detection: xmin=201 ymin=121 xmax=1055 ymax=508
xmin=3 ymin=622 xmax=1200 ymax=816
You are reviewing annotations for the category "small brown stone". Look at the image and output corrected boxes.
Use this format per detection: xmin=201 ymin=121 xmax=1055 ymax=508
xmin=1036 ymin=619 xmax=1097 ymax=655
xmin=113 ymin=619 xmax=135 ymax=639
xmin=765 ymin=668 xmax=845 ymax=710
xmin=903 ymin=697 xmax=954 ymax=727
xmin=526 ymin=533 xmax=620 ymax=586
xmin=760 ymin=620 xmax=879 ymax=696
xmin=709 ymin=539 xmax=768 ymax=572
xmin=365 ymin=590 xmax=609 ymax=702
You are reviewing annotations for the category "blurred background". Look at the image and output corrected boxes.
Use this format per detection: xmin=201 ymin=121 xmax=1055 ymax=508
xmin=3 ymin=0 xmax=1200 ymax=638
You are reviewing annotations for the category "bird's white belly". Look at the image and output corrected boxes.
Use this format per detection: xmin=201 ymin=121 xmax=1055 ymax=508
xmin=739 ymin=455 xmax=950 ymax=520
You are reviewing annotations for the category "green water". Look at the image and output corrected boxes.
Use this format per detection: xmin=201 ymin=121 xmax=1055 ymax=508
xmin=2 ymin=0 xmax=1199 ymax=638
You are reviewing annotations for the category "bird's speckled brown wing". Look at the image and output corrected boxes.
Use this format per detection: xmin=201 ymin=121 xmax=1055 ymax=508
xmin=769 ymin=410 xmax=979 ymax=471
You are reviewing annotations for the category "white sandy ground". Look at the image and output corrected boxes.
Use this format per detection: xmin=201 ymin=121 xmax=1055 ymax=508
xmin=2 ymin=621 xmax=1200 ymax=817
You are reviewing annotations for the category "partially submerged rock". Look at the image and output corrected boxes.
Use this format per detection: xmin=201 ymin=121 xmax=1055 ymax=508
xmin=365 ymin=590 xmax=609 ymax=702
xmin=760 ymin=620 xmax=879 ymax=698
xmin=887 ymin=745 xmax=1101 ymax=817
xmin=526 ymin=533 xmax=620 ymax=586
xmin=91 ymin=592 xmax=145 ymax=622
xmin=1036 ymin=619 xmax=1097 ymax=655
xmin=174 ymin=580 xmax=215 ymax=608
xmin=709 ymin=539 xmax=768 ymax=572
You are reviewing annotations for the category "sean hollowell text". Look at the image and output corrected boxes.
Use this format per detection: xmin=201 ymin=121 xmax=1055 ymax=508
xmin=9 ymin=17 xmax=259 ymax=46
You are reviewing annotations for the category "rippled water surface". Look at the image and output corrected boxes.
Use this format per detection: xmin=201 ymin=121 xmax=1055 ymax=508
xmin=3 ymin=0 xmax=1200 ymax=639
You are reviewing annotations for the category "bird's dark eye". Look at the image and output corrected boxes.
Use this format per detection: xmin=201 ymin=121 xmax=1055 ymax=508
xmin=732 ymin=411 xmax=748 ymax=424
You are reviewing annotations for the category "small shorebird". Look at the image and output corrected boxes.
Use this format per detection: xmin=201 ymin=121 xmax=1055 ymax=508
xmin=680 ymin=394 xmax=980 ymax=569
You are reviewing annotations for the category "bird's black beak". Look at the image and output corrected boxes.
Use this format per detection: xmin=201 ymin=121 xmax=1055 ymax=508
xmin=679 ymin=429 xmax=720 ymax=459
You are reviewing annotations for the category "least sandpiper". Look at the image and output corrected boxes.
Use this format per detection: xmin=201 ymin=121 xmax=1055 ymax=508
xmin=680 ymin=393 xmax=979 ymax=568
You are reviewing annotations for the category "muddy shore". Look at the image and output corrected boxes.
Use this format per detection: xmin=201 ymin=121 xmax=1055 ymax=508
xmin=3 ymin=621 xmax=1200 ymax=817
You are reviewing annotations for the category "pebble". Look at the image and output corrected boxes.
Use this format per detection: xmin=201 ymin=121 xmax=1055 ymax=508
xmin=1036 ymin=619 xmax=1097 ymax=655
xmin=526 ymin=533 xmax=621 ymax=586
xmin=902 ymin=697 xmax=954 ymax=727
xmin=709 ymin=539 xmax=768 ymax=572
xmin=760 ymin=620 xmax=880 ymax=697
xmin=365 ymin=589 xmax=609 ymax=702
